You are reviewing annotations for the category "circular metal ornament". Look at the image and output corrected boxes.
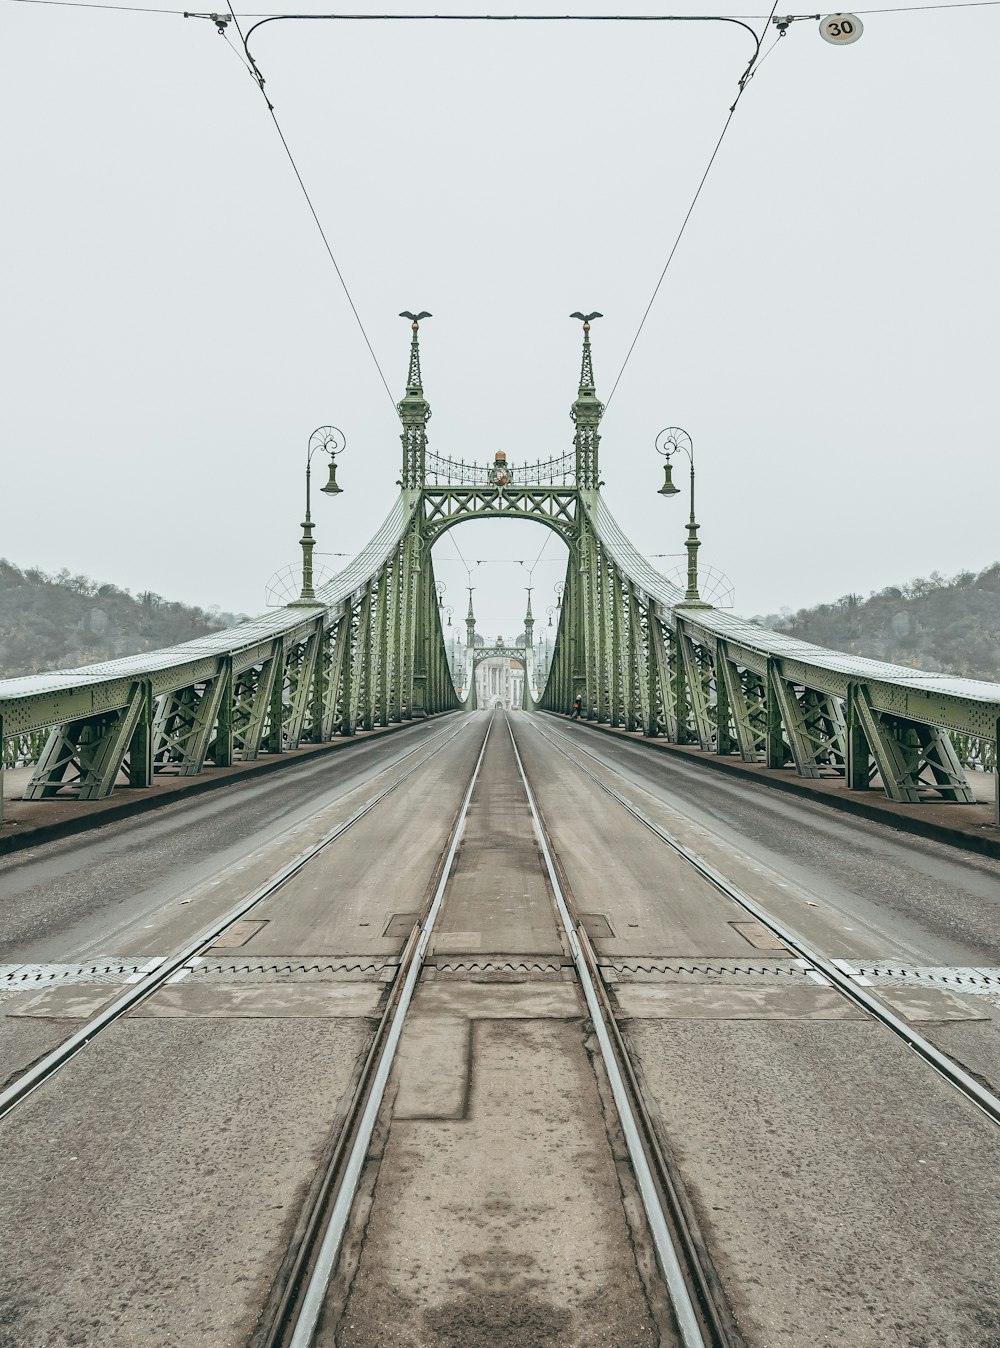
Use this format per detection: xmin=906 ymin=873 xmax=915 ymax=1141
xmin=655 ymin=427 xmax=693 ymax=460
xmin=819 ymin=13 xmax=863 ymax=44
xmin=265 ymin=562 xmax=334 ymax=607
xmin=662 ymin=562 xmax=735 ymax=609
xmin=309 ymin=424 xmax=346 ymax=459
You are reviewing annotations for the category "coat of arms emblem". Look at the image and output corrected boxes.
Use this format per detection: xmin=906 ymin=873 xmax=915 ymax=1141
xmin=487 ymin=450 xmax=511 ymax=488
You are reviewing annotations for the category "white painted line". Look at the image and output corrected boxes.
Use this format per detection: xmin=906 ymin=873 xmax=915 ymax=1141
xmin=166 ymin=967 xmax=192 ymax=985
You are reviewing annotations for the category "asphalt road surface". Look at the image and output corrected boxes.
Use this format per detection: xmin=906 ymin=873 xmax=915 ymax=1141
xmin=1 ymin=709 xmax=998 ymax=1347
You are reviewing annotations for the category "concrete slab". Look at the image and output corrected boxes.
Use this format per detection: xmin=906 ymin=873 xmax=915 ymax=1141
xmin=631 ymin=1017 xmax=1000 ymax=1347
xmin=10 ymin=985 xmax=123 ymax=1019
xmin=393 ymin=1015 xmax=469 ymax=1119
xmin=0 ymin=1018 xmax=371 ymax=1347
xmin=616 ymin=983 xmax=865 ymax=1020
xmin=873 ymin=985 xmax=991 ymax=1022
xmin=129 ymin=982 xmax=383 ymax=1018
xmin=0 ymin=1016 xmax=72 ymax=1091
xmin=327 ymin=1018 xmax=660 ymax=1347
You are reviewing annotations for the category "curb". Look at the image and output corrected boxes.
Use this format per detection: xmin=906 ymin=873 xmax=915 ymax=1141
xmin=0 ymin=714 xmax=457 ymax=859
xmin=552 ymin=715 xmax=1000 ymax=862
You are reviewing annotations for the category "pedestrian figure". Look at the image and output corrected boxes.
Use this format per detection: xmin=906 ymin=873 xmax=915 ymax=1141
xmin=571 ymin=694 xmax=583 ymax=720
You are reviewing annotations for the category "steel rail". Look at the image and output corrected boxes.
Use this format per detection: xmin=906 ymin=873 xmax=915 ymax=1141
xmin=504 ymin=715 xmax=710 ymax=1348
xmin=532 ymin=714 xmax=1000 ymax=1130
xmin=252 ymin=918 xmax=424 ymax=1348
xmin=283 ymin=714 xmax=495 ymax=1348
xmin=0 ymin=714 xmax=473 ymax=1122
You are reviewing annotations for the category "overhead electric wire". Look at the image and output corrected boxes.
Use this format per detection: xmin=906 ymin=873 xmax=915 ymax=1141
xmin=448 ymin=532 xmax=474 ymax=583
xmin=213 ymin=7 xmax=399 ymax=414
xmin=602 ymin=0 xmax=784 ymax=414
xmin=7 ymin=0 xmax=185 ymax=12
xmin=8 ymin=1 xmax=1000 ymax=17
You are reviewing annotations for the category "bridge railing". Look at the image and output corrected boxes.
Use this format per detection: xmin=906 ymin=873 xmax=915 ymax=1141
xmin=425 ymin=450 xmax=577 ymax=487
xmin=541 ymin=492 xmax=1000 ymax=822
xmin=0 ymin=492 xmax=461 ymax=820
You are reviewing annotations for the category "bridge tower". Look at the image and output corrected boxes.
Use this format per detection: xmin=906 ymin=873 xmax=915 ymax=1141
xmin=399 ymin=316 xmax=430 ymax=489
xmin=571 ymin=319 xmax=603 ymax=489
xmin=522 ymin=590 xmax=535 ymax=707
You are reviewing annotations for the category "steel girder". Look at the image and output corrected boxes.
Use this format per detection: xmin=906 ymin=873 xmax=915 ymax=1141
xmin=533 ymin=490 xmax=1000 ymax=820
xmin=4 ymin=319 xmax=1000 ymax=822
xmin=3 ymin=516 xmax=460 ymax=805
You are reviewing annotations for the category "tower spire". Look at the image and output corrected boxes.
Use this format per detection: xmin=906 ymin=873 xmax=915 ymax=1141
xmin=397 ymin=311 xmax=432 ymax=488
xmin=569 ymin=312 xmax=604 ymax=489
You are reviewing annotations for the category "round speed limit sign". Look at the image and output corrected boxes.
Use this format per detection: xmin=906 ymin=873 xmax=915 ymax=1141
xmin=820 ymin=12 xmax=864 ymax=43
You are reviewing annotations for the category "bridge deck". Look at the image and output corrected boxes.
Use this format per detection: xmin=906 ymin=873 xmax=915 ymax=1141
xmin=1 ymin=714 xmax=999 ymax=1345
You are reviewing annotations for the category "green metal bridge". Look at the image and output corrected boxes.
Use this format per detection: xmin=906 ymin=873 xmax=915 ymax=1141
xmin=2 ymin=318 xmax=999 ymax=823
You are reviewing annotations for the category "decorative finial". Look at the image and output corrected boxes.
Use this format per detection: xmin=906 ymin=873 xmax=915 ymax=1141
xmin=399 ymin=310 xmax=432 ymax=331
xmin=570 ymin=311 xmax=603 ymax=330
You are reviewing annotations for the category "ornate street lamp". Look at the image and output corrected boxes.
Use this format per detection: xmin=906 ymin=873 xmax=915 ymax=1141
xmin=294 ymin=425 xmax=345 ymax=605
xmin=655 ymin=426 xmax=706 ymax=606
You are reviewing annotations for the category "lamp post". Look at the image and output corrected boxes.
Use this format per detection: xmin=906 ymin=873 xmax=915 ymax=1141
xmin=294 ymin=425 xmax=345 ymax=605
xmin=655 ymin=426 xmax=707 ymax=606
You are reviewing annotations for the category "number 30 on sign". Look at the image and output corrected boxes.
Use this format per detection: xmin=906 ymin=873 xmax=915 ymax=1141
xmin=820 ymin=12 xmax=864 ymax=43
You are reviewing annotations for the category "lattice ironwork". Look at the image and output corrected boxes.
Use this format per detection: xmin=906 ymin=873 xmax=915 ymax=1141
xmin=425 ymin=450 xmax=577 ymax=487
xmin=2 ymin=317 xmax=999 ymax=827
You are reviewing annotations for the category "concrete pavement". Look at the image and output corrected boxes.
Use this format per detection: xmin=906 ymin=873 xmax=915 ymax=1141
xmin=2 ymin=709 xmax=1000 ymax=1344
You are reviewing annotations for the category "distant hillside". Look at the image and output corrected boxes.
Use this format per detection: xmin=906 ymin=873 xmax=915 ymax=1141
xmin=0 ymin=560 xmax=247 ymax=678
xmin=752 ymin=564 xmax=1000 ymax=684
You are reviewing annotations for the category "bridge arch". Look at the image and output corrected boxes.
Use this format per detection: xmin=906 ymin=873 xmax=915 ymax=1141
xmin=2 ymin=316 xmax=998 ymax=825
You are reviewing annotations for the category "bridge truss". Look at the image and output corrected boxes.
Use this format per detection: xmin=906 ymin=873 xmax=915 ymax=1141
xmin=2 ymin=320 xmax=999 ymax=824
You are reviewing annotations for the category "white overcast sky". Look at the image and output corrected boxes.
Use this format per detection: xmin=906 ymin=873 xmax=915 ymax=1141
xmin=2 ymin=0 xmax=997 ymax=646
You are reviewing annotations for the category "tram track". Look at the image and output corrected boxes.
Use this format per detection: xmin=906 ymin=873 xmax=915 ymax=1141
xmin=259 ymin=710 xmax=731 ymax=1348
xmin=506 ymin=714 xmax=729 ymax=1348
xmin=531 ymin=713 xmax=1000 ymax=1131
xmin=0 ymin=713 xmax=475 ymax=1121
xmin=254 ymin=713 xmax=496 ymax=1348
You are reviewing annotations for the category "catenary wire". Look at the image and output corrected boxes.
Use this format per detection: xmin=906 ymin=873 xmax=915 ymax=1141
xmin=602 ymin=0 xmax=783 ymax=414
xmin=7 ymin=2 xmax=1000 ymax=17
xmin=448 ymin=532 xmax=474 ymax=583
xmin=214 ymin=7 xmax=399 ymax=414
